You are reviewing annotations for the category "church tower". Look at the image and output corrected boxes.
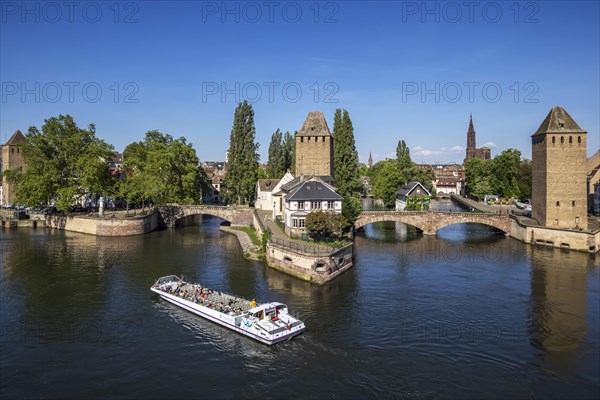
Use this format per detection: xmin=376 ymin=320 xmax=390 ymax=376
xmin=531 ymin=106 xmax=587 ymax=228
xmin=295 ymin=112 xmax=334 ymax=179
xmin=467 ymin=114 xmax=476 ymax=150
xmin=464 ymin=114 xmax=491 ymax=163
xmin=368 ymin=152 xmax=373 ymax=168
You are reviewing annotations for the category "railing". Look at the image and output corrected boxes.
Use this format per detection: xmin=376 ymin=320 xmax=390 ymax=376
xmin=269 ymin=236 xmax=352 ymax=257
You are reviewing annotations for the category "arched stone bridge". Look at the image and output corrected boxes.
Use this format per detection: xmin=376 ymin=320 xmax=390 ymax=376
xmin=355 ymin=211 xmax=512 ymax=236
xmin=157 ymin=205 xmax=254 ymax=228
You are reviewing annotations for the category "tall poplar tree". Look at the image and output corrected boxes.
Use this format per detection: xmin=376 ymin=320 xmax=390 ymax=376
xmin=332 ymin=109 xmax=362 ymax=222
xmin=267 ymin=129 xmax=284 ymax=178
xmin=224 ymin=101 xmax=259 ymax=205
xmin=282 ymin=130 xmax=295 ymax=174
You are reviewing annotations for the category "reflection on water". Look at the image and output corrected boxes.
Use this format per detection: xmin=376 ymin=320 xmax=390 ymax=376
xmin=1 ymin=216 xmax=598 ymax=399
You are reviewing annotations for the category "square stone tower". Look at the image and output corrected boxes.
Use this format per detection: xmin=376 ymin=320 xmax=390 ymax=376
xmin=295 ymin=112 xmax=334 ymax=178
xmin=1 ymin=130 xmax=26 ymax=206
xmin=531 ymin=107 xmax=587 ymax=228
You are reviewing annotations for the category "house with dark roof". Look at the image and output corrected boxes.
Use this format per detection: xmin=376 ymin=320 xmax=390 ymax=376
xmin=283 ymin=178 xmax=343 ymax=235
xmin=395 ymin=182 xmax=431 ymax=211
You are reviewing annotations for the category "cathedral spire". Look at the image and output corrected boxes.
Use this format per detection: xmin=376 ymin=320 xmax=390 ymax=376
xmin=467 ymin=114 xmax=476 ymax=149
xmin=368 ymin=152 xmax=373 ymax=168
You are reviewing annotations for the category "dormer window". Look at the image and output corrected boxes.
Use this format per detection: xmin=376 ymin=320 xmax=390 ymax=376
xmin=559 ymin=122 xmax=564 ymax=128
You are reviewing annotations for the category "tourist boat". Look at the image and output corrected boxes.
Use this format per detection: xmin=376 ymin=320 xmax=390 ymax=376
xmin=151 ymin=275 xmax=306 ymax=345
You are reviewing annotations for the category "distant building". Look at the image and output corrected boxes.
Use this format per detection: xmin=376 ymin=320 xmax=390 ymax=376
xmin=295 ymin=112 xmax=334 ymax=180
xmin=368 ymin=152 xmax=373 ymax=168
xmin=435 ymin=177 xmax=462 ymax=196
xmin=395 ymin=182 xmax=431 ymax=211
xmin=531 ymin=106 xmax=587 ymax=228
xmin=464 ymin=115 xmax=491 ymax=163
xmin=1 ymin=130 xmax=26 ymax=206
xmin=201 ymin=161 xmax=227 ymax=203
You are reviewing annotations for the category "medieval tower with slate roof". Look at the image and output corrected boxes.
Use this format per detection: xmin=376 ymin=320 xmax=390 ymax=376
xmin=1 ymin=130 xmax=26 ymax=205
xmin=295 ymin=112 xmax=334 ymax=179
xmin=531 ymin=106 xmax=587 ymax=229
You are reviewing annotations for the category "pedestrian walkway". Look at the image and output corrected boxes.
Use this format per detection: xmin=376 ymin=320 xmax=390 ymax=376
xmin=451 ymin=194 xmax=518 ymax=214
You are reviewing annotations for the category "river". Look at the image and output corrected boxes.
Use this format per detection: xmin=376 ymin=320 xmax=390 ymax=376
xmin=0 ymin=201 xmax=598 ymax=399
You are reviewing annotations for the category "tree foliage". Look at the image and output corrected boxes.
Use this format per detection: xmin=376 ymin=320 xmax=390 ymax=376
xmin=223 ymin=101 xmax=260 ymax=205
xmin=464 ymin=149 xmax=529 ymax=201
xmin=396 ymin=140 xmax=412 ymax=171
xmin=332 ymin=109 xmax=362 ymax=221
xmin=121 ymin=130 xmax=210 ymax=207
xmin=267 ymin=129 xmax=285 ymax=179
xmin=305 ymin=210 xmax=347 ymax=238
xmin=371 ymin=159 xmax=405 ymax=208
xmin=3 ymin=114 xmax=114 ymax=212
xmin=282 ymin=130 xmax=295 ymax=175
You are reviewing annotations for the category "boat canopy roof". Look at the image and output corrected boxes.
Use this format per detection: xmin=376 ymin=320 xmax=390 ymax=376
xmin=248 ymin=302 xmax=285 ymax=314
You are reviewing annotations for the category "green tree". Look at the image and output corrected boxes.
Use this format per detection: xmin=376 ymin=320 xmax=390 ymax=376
xmin=121 ymin=131 xmax=210 ymax=207
xmin=282 ymin=130 xmax=295 ymax=174
xmin=516 ymin=158 xmax=532 ymax=200
xmin=305 ymin=210 xmax=347 ymax=238
xmin=371 ymin=159 xmax=405 ymax=208
xmin=223 ymin=101 xmax=260 ymax=204
xmin=267 ymin=129 xmax=284 ymax=178
xmin=489 ymin=148 xmax=522 ymax=199
xmin=332 ymin=109 xmax=363 ymax=221
xmin=396 ymin=139 xmax=412 ymax=171
xmin=3 ymin=115 xmax=114 ymax=212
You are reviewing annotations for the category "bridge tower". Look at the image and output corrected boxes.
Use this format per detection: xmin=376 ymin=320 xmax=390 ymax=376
xmin=531 ymin=106 xmax=587 ymax=228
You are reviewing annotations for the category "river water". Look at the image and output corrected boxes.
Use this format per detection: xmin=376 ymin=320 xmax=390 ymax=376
xmin=1 ymin=200 xmax=598 ymax=399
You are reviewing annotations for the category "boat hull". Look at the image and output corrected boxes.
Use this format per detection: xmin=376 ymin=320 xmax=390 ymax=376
xmin=152 ymin=288 xmax=305 ymax=345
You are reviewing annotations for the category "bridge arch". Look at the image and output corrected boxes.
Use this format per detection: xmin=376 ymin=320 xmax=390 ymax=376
xmin=157 ymin=205 xmax=253 ymax=228
xmin=355 ymin=211 xmax=511 ymax=236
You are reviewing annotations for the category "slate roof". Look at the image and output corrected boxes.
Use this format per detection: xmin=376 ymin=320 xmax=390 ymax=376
xmin=5 ymin=130 xmax=25 ymax=146
xmin=297 ymin=112 xmax=332 ymax=137
xmin=395 ymin=182 xmax=431 ymax=199
xmin=257 ymin=179 xmax=280 ymax=192
xmin=287 ymin=180 xmax=342 ymax=201
xmin=533 ymin=106 xmax=587 ymax=136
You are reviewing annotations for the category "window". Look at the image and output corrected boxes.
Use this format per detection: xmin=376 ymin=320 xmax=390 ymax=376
xmin=569 ymin=136 xmax=572 ymax=144
xmin=556 ymin=201 xmax=560 ymax=207
xmin=578 ymin=136 xmax=581 ymax=144
xmin=552 ymin=137 xmax=556 ymax=144
xmin=11 ymin=148 xmax=14 ymax=153
xmin=572 ymin=201 xmax=575 ymax=206
xmin=311 ymin=201 xmax=321 ymax=209
xmin=293 ymin=219 xmax=298 ymax=228
xmin=298 ymin=219 xmax=305 ymax=228
xmin=554 ymin=219 xmax=558 ymax=225
xmin=298 ymin=201 xmax=304 ymax=210
xmin=327 ymin=201 xmax=334 ymax=209
xmin=308 ymin=137 xmax=311 ymax=143
xmin=561 ymin=136 xmax=564 ymax=144
xmin=300 ymin=137 xmax=304 ymax=142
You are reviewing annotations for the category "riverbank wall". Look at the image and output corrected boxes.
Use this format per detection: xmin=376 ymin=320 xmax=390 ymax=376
xmin=42 ymin=212 xmax=159 ymax=236
xmin=511 ymin=217 xmax=599 ymax=253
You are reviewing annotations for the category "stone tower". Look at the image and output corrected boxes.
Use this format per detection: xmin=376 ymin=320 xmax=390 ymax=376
xmin=531 ymin=106 xmax=587 ymax=228
xmin=368 ymin=152 xmax=373 ymax=168
xmin=295 ymin=112 xmax=334 ymax=178
xmin=467 ymin=114 xmax=476 ymax=150
xmin=1 ymin=130 xmax=26 ymax=205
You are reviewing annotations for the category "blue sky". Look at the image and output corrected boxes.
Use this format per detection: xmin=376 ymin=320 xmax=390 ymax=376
xmin=1 ymin=0 xmax=599 ymax=164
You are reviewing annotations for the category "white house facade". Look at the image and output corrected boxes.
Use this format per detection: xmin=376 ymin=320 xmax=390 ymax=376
xmin=283 ymin=179 xmax=342 ymax=235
